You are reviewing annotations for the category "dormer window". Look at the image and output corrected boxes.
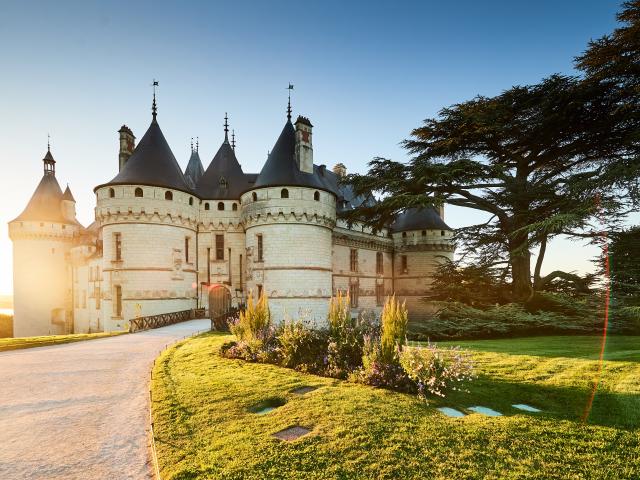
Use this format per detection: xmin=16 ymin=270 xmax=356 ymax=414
xmin=135 ymin=187 xmax=143 ymax=198
xmin=165 ymin=191 xmax=173 ymax=201
xmin=281 ymin=188 xmax=289 ymax=199
xmin=219 ymin=177 xmax=228 ymax=189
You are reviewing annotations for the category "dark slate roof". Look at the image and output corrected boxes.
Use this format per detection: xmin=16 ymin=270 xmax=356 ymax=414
xmin=12 ymin=174 xmax=66 ymax=223
xmin=251 ymin=120 xmax=332 ymax=192
xmin=184 ymin=150 xmax=204 ymax=190
xmin=196 ymin=140 xmax=252 ymax=199
xmin=62 ymin=185 xmax=75 ymax=202
xmin=390 ymin=207 xmax=451 ymax=232
xmin=96 ymin=119 xmax=190 ymax=193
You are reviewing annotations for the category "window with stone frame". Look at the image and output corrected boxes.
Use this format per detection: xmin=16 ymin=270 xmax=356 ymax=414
xmin=257 ymin=234 xmax=264 ymax=262
xmin=215 ymin=234 xmax=224 ymax=261
xmin=114 ymin=233 xmax=122 ymax=261
xmin=114 ymin=285 xmax=122 ymax=317
xmin=95 ymin=286 xmax=101 ymax=309
xmin=401 ymin=255 xmax=408 ymax=274
xmin=349 ymin=282 xmax=359 ymax=308
xmin=376 ymin=283 xmax=385 ymax=306
xmin=350 ymin=249 xmax=358 ymax=272
xmin=185 ymin=237 xmax=190 ymax=263
xmin=376 ymin=252 xmax=383 ymax=274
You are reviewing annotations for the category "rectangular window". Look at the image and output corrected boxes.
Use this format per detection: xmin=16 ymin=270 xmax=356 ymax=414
xmin=185 ymin=237 xmax=190 ymax=263
xmin=239 ymin=254 xmax=243 ymax=291
xmin=349 ymin=282 xmax=359 ymax=308
xmin=376 ymin=284 xmax=385 ymax=306
xmin=401 ymin=255 xmax=408 ymax=274
xmin=114 ymin=233 xmax=122 ymax=261
xmin=350 ymin=249 xmax=358 ymax=272
xmin=376 ymin=252 xmax=383 ymax=275
xmin=215 ymin=234 xmax=224 ymax=261
xmin=257 ymin=234 xmax=264 ymax=262
xmin=114 ymin=285 xmax=122 ymax=317
xmin=207 ymin=247 xmax=211 ymax=284
xmin=95 ymin=286 xmax=101 ymax=309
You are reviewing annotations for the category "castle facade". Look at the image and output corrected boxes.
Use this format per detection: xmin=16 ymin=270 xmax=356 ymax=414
xmin=9 ymin=97 xmax=454 ymax=337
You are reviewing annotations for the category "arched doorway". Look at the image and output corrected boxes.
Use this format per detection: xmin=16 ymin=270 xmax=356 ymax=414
xmin=209 ymin=284 xmax=232 ymax=329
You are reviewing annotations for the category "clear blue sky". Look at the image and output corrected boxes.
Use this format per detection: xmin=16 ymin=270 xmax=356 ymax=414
xmin=0 ymin=0 xmax=623 ymax=295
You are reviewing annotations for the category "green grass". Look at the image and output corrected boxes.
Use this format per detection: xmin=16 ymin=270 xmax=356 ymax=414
xmin=152 ymin=334 xmax=640 ymax=479
xmin=0 ymin=331 xmax=127 ymax=352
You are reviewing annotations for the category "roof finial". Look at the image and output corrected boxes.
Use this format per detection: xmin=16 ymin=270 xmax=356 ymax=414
xmin=224 ymin=112 xmax=229 ymax=142
xmin=231 ymin=129 xmax=236 ymax=150
xmin=287 ymin=83 xmax=294 ymax=121
xmin=151 ymin=79 xmax=159 ymax=121
xmin=47 ymin=133 xmax=51 ymax=152
xmin=196 ymin=136 xmax=199 ymax=152
xmin=190 ymin=137 xmax=194 ymax=152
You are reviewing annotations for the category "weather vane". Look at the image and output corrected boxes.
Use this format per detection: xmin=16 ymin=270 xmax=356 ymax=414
xmin=151 ymin=79 xmax=159 ymax=119
xmin=287 ymin=83 xmax=294 ymax=120
xmin=47 ymin=133 xmax=51 ymax=151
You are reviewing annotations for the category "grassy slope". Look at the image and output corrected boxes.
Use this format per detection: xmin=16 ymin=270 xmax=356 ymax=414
xmin=0 ymin=331 xmax=127 ymax=352
xmin=152 ymin=334 xmax=640 ymax=480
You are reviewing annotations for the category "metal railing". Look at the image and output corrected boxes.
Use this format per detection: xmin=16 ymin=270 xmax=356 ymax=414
xmin=211 ymin=308 xmax=240 ymax=332
xmin=129 ymin=308 xmax=206 ymax=333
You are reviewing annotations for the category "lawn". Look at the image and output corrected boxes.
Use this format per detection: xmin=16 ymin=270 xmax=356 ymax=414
xmin=151 ymin=333 xmax=640 ymax=479
xmin=0 ymin=331 xmax=127 ymax=352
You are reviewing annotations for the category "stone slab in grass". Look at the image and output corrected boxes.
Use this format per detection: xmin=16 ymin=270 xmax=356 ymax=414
xmin=437 ymin=407 xmax=466 ymax=418
xmin=512 ymin=404 xmax=542 ymax=412
xmin=273 ymin=426 xmax=311 ymax=441
xmin=249 ymin=398 xmax=286 ymax=415
xmin=290 ymin=386 xmax=317 ymax=395
xmin=468 ymin=406 xmax=503 ymax=417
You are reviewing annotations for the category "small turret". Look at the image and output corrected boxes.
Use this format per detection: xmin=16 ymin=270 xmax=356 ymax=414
xmin=61 ymin=185 xmax=77 ymax=222
xmin=118 ymin=125 xmax=135 ymax=172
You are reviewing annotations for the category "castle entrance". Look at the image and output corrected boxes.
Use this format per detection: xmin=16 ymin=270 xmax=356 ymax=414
xmin=208 ymin=284 xmax=232 ymax=330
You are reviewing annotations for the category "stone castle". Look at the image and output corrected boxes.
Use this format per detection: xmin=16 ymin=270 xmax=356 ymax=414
xmin=8 ymin=94 xmax=454 ymax=337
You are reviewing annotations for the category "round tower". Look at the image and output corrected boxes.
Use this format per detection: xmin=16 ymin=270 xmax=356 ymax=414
xmin=93 ymin=96 xmax=198 ymax=330
xmin=390 ymin=207 xmax=454 ymax=321
xmin=241 ymin=114 xmax=336 ymax=327
xmin=9 ymin=148 xmax=82 ymax=336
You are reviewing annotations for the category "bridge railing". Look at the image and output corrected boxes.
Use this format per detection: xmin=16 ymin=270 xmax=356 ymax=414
xmin=129 ymin=308 xmax=206 ymax=333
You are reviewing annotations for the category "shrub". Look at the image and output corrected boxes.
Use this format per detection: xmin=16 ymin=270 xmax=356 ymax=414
xmin=325 ymin=293 xmax=377 ymax=378
xmin=277 ymin=319 xmax=327 ymax=373
xmin=352 ymin=334 xmax=413 ymax=392
xmin=226 ymin=291 xmax=277 ymax=362
xmin=400 ymin=343 xmax=475 ymax=399
xmin=380 ymin=295 xmax=408 ymax=363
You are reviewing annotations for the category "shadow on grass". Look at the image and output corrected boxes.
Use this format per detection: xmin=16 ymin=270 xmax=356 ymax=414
xmin=439 ymin=373 xmax=640 ymax=429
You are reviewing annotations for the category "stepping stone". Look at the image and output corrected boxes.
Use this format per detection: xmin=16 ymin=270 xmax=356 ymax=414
xmin=437 ymin=407 xmax=466 ymax=418
xmin=291 ymin=386 xmax=317 ymax=395
xmin=254 ymin=406 xmax=276 ymax=415
xmin=273 ymin=426 xmax=311 ymax=441
xmin=512 ymin=404 xmax=541 ymax=412
xmin=468 ymin=406 xmax=503 ymax=417
xmin=249 ymin=398 xmax=286 ymax=414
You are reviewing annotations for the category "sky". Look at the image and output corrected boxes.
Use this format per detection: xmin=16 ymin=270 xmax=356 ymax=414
xmin=0 ymin=0 xmax=625 ymax=296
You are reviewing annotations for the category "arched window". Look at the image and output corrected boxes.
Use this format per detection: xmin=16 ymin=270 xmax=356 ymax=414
xmin=204 ymin=202 xmax=210 ymax=210
xmin=281 ymin=188 xmax=289 ymax=199
xmin=232 ymin=203 xmax=238 ymax=211
xmin=109 ymin=188 xmax=115 ymax=198
xmin=402 ymin=232 xmax=407 ymax=238
xmin=314 ymin=191 xmax=320 ymax=201
xmin=134 ymin=187 xmax=143 ymax=198
xmin=189 ymin=197 xmax=193 ymax=206
xmin=421 ymin=230 xmax=426 ymax=237
xmin=217 ymin=202 xmax=225 ymax=211
xmin=165 ymin=191 xmax=173 ymax=201
xmin=252 ymin=192 xmax=257 ymax=202
xmin=441 ymin=230 xmax=446 ymax=236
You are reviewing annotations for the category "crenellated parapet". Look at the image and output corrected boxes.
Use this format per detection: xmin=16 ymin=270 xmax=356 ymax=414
xmin=8 ymin=221 xmax=81 ymax=241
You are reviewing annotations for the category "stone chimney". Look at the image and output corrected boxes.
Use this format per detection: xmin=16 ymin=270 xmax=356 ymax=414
xmin=118 ymin=125 xmax=135 ymax=172
xmin=294 ymin=116 xmax=313 ymax=174
xmin=332 ymin=163 xmax=347 ymax=178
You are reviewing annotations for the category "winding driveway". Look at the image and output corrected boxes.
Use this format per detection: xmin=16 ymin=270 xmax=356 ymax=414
xmin=0 ymin=319 xmax=210 ymax=480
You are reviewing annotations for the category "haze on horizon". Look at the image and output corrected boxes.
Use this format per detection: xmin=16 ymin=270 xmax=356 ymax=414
xmin=0 ymin=0 xmax=624 ymax=296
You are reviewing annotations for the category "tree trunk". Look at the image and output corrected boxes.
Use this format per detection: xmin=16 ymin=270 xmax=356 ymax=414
xmin=509 ymin=237 xmax=533 ymax=302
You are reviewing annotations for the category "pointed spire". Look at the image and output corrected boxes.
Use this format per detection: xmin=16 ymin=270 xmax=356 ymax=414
xmin=151 ymin=79 xmax=159 ymax=121
xmin=287 ymin=83 xmax=294 ymax=121
xmin=196 ymin=136 xmax=199 ymax=152
xmin=190 ymin=137 xmax=194 ymax=153
xmin=43 ymin=135 xmax=55 ymax=176
xmin=224 ymin=112 xmax=229 ymax=142
xmin=231 ymin=130 xmax=236 ymax=150
xmin=47 ymin=133 xmax=51 ymax=152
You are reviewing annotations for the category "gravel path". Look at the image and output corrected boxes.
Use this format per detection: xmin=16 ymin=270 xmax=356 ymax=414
xmin=0 ymin=319 xmax=210 ymax=480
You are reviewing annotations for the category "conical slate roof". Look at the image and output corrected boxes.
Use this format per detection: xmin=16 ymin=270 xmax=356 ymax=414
xmin=62 ymin=185 xmax=75 ymax=202
xmin=196 ymin=139 xmax=251 ymax=199
xmin=390 ymin=207 xmax=451 ymax=232
xmin=184 ymin=150 xmax=204 ymax=190
xmin=97 ymin=119 xmax=190 ymax=192
xmin=251 ymin=120 xmax=329 ymax=192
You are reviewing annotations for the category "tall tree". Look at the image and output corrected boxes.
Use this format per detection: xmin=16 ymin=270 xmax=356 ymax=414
xmin=343 ymin=70 xmax=639 ymax=302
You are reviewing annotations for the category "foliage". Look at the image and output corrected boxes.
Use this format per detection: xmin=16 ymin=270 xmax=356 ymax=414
xmin=325 ymin=292 xmax=377 ymax=378
xmin=230 ymin=290 xmax=271 ymax=343
xmin=380 ymin=295 xmax=408 ymax=363
xmin=399 ymin=343 xmax=475 ymax=399
xmin=352 ymin=334 xmax=413 ymax=392
xmin=603 ymin=226 xmax=640 ymax=305
xmin=152 ymin=333 xmax=640 ymax=479
xmin=276 ymin=319 xmax=327 ymax=373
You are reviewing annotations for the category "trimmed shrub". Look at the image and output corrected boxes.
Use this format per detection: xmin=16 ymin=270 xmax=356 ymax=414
xmin=400 ymin=343 xmax=475 ymax=399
